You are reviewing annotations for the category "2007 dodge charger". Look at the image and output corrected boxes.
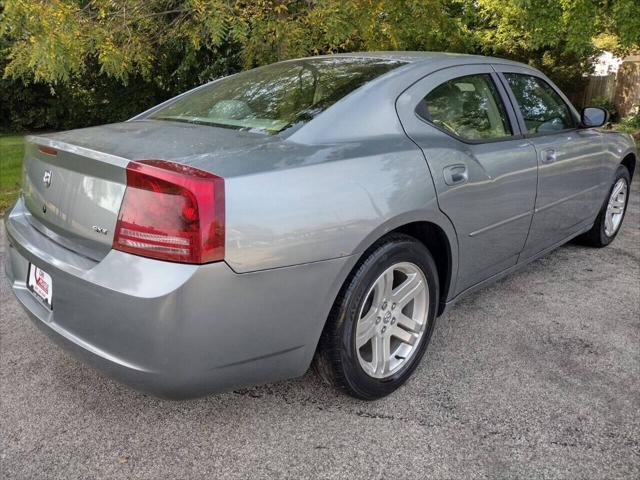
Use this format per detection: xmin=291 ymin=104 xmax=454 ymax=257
xmin=4 ymin=52 xmax=636 ymax=399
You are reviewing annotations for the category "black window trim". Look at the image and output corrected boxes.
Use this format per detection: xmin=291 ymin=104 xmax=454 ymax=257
xmin=496 ymin=71 xmax=581 ymax=139
xmin=413 ymin=70 xmax=525 ymax=145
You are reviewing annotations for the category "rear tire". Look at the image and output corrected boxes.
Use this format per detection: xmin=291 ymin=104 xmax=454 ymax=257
xmin=577 ymin=164 xmax=630 ymax=247
xmin=314 ymin=234 xmax=439 ymax=400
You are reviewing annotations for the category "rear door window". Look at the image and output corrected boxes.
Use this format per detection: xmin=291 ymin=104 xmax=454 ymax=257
xmin=417 ymin=74 xmax=513 ymax=141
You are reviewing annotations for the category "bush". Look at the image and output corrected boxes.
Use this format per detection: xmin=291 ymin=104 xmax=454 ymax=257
xmin=619 ymin=109 xmax=640 ymax=130
xmin=0 ymin=45 xmax=242 ymax=134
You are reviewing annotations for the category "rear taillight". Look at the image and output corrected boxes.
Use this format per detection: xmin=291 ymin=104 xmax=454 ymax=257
xmin=38 ymin=145 xmax=58 ymax=156
xmin=113 ymin=160 xmax=224 ymax=264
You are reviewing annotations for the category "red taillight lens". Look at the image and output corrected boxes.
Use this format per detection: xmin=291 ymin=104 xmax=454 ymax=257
xmin=113 ymin=160 xmax=224 ymax=264
xmin=38 ymin=145 xmax=58 ymax=155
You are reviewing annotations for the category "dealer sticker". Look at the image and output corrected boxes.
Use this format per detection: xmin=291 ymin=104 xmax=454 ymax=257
xmin=28 ymin=264 xmax=53 ymax=308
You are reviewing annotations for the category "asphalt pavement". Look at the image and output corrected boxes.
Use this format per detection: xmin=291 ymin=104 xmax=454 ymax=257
xmin=1 ymin=178 xmax=639 ymax=479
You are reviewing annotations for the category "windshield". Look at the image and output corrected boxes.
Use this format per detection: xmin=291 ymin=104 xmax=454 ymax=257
xmin=149 ymin=57 xmax=406 ymax=134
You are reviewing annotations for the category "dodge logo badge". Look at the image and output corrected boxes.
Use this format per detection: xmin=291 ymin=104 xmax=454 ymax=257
xmin=43 ymin=170 xmax=52 ymax=188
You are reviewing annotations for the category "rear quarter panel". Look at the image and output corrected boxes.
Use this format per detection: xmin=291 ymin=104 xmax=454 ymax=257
xmin=223 ymin=135 xmax=458 ymax=278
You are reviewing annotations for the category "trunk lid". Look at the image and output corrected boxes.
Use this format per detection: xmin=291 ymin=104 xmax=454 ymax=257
xmin=21 ymin=137 xmax=129 ymax=260
xmin=20 ymin=120 xmax=321 ymax=261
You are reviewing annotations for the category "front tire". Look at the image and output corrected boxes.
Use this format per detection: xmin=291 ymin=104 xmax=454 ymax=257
xmin=578 ymin=164 xmax=631 ymax=247
xmin=314 ymin=234 xmax=439 ymax=400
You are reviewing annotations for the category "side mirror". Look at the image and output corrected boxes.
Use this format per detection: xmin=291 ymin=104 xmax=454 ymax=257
xmin=581 ymin=107 xmax=608 ymax=128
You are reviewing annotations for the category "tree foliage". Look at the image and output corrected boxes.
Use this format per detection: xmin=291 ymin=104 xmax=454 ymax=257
xmin=0 ymin=0 xmax=638 ymax=131
xmin=0 ymin=0 xmax=476 ymax=84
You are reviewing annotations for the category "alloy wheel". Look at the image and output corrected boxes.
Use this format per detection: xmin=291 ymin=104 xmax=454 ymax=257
xmin=355 ymin=262 xmax=429 ymax=379
xmin=604 ymin=178 xmax=628 ymax=237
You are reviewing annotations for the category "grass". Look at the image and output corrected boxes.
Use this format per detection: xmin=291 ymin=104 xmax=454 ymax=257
xmin=0 ymin=135 xmax=25 ymax=215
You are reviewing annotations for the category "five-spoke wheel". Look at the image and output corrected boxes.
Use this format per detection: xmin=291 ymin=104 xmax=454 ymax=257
xmin=355 ymin=262 xmax=429 ymax=379
xmin=604 ymin=178 xmax=628 ymax=237
xmin=579 ymin=164 xmax=631 ymax=247
xmin=314 ymin=234 xmax=439 ymax=400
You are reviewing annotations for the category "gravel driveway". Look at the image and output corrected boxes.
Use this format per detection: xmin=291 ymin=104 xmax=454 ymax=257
xmin=1 ymin=178 xmax=638 ymax=480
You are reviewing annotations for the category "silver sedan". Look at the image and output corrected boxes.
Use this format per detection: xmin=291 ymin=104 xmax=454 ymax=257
xmin=4 ymin=52 xmax=636 ymax=399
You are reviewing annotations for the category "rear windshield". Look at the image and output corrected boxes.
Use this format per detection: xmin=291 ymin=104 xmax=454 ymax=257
xmin=149 ymin=57 xmax=406 ymax=134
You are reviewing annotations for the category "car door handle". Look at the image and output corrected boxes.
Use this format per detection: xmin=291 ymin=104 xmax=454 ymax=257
xmin=443 ymin=164 xmax=468 ymax=186
xmin=541 ymin=148 xmax=557 ymax=164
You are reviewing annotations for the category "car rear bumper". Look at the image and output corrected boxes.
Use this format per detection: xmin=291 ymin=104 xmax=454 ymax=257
xmin=3 ymin=199 xmax=353 ymax=398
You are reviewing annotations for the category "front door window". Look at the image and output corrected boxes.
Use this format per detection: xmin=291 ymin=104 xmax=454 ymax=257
xmin=504 ymin=74 xmax=575 ymax=134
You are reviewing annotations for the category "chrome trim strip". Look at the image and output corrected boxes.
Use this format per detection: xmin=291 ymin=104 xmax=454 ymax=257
xmin=469 ymin=210 xmax=532 ymax=237
xmin=534 ymin=184 xmax=602 ymax=214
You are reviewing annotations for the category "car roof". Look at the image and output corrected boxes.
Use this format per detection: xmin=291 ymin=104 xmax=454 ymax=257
xmin=296 ymin=51 xmax=529 ymax=69
xmin=287 ymin=51 xmax=540 ymax=144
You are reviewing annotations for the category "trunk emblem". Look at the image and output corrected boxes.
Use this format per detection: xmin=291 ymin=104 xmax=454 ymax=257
xmin=43 ymin=170 xmax=52 ymax=188
xmin=92 ymin=225 xmax=109 ymax=235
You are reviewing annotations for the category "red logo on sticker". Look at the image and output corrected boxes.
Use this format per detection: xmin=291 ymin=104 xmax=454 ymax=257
xmin=35 ymin=268 xmax=49 ymax=295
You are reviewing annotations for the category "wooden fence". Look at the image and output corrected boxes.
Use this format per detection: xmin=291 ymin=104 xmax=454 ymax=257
xmin=582 ymin=60 xmax=640 ymax=118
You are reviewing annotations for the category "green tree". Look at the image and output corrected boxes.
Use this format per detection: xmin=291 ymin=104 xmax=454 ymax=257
xmin=0 ymin=0 xmax=475 ymax=84
xmin=0 ymin=0 xmax=638 ymax=131
xmin=467 ymin=0 xmax=640 ymax=101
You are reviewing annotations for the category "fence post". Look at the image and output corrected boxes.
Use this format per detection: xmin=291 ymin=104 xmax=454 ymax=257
xmin=613 ymin=60 xmax=640 ymax=118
